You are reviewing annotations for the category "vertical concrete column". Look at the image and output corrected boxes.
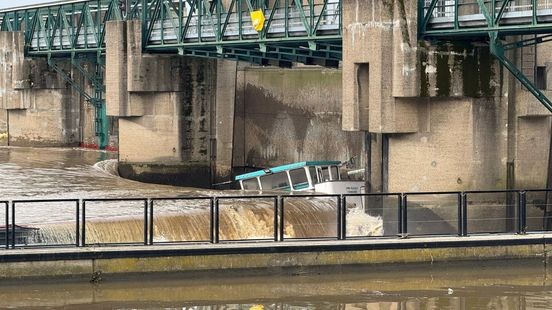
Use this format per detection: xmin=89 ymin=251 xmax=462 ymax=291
xmin=106 ymin=21 xmax=128 ymax=117
xmin=106 ymin=20 xmax=218 ymax=187
xmin=214 ymin=60 xmax=238 ymax=184
xmin=342 ymin=0 xmax=419 ymax=133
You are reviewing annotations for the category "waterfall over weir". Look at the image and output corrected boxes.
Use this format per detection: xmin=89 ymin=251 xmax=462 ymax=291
xmin=28 ymin=199 xmax=383 ymax=245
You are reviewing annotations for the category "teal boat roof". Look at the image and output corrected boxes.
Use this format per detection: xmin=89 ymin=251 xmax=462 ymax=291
xmin=235 ymin=161 xmax=342 ymax=181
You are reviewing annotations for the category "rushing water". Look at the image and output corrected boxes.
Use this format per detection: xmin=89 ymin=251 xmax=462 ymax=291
xmin=0 ymin=146 xmax=382 ymax=245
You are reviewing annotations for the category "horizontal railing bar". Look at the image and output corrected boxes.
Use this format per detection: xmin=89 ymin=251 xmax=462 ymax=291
xmin=151 ymin=197 xmax=213 ymax=201
xmin=11 ymin=199 xmax=79 ymax=203
xmin=280 ymin=194 xmax=339 ymax=198
xmin=404 ymin=191 xmax=461 ymax=196
xmin=214 ymin=238 xmax=275 ymax=243
xmin=216 ymin=195 xmax=279 ymax=199
xmin=464 ymin=189 xmax=521 ymax=194
xmin=82 ymin=198 xmax=148 ymax=202
xmin=342 ymin=193 xmax=401 ymax=197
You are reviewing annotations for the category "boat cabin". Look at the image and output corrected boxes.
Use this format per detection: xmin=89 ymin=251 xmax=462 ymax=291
xmin=235 ymin=161 xmax=343 ymax=191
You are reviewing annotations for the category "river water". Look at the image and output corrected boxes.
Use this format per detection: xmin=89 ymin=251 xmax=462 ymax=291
xmin=0 ymin=261 xmax=551 ymax=309
xmin=0 ymin=146 xmax=551 ymax=309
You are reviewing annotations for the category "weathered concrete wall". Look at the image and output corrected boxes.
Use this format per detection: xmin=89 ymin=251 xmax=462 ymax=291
xmin=106 ymin=21 xmax=216 ymax=187
xmin=508 ymin=41 xmax=552 ymax=189
xmin=234 ymin=66 xmax=365 ymax=171
xmin=0 ymin=108 xmax=6 ymax=146
xmin=388 ymin=98 xmax=508 ymax=192
xmin=342 ymin=0 xmax=419 ymax=133
xmin=0 ymin=235 xmax=548 ymax=280
xmin=214 ymin=60 xmax=237 ymax=183
xmin=341 ymin=0 xmax=511 ymax=192
xmin=0 ymin=32 xmax=80 ymax=147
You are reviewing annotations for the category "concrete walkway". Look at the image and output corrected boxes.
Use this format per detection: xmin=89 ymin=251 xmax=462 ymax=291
xmin=0 ymin=233 xmax=550 ymax=279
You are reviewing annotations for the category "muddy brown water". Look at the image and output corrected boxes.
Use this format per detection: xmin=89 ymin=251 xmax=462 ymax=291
xmin=0 ymin=260 xmax=550 ymax=309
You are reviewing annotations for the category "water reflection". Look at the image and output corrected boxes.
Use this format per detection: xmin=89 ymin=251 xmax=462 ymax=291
xmin=0 ymin=261 xmax=550 ymax=309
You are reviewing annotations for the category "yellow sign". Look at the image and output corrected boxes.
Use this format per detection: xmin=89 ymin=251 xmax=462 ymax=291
xmin=250 ymin=305 xmax=264 ymax=310
xmin=250 ymin=10 xmax=265 ymax=32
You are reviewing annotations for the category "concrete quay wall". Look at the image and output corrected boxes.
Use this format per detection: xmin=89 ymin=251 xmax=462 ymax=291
xmin=0 ymin=234 xmax=549 ymax=280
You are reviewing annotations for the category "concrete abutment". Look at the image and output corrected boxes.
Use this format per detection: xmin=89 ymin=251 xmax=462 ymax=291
xmin=106 ymin=20 xmax=217 ymax=187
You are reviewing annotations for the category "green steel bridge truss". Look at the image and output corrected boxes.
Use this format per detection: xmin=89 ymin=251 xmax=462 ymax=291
xmin=0 ymin=0 xmax=341 ymax=148
xmin=419 ymin=0 xmax=552 ymax=112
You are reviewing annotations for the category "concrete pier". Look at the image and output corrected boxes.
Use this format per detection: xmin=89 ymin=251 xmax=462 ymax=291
xmin=0 ymin=234 xmax=549 ymax=280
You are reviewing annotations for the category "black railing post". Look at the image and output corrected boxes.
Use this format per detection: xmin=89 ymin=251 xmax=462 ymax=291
xmin=462 ymin=193 xmax=468 ymax=236
xmin=214 ymin=198 xmax=220 ymax=244
xmin=279 ymin=196 xmax=285 ymax=242
xmin=457 ymin=193 xmax=463 ymax=236
xmin=398 ymin=194 xmax=403 ymax=236
xmin=82 ymin=200 xmax=86 ymax=246
xmin=149 ymin=199 xmax=154 ymax=245
xmin=401 ymin=194 xmax=408 ymax=237
xmin=76 ymin=200 xmax=80 ymax=247
xmin=519 ymin=191 xmax=527 ymax=234
xmin=337 ymin=195 xmax=342 ymax=240
xmin=143 ymin=199 xmax=148 ymax=245
xmin=11 ymin=201 xmax=15 ymax=249
xmin=210 ymin=198 xmax=215 ymax=243
xmin=341 ymin=195 xmax=347 ymax=240
xmin=4 ymin=202 xmax=8 ymax=249
xmin=273 ymin=197 xmax=278 ymax=242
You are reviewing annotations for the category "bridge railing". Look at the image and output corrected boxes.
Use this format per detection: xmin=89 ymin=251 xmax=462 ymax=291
xmin=140 ymin=0 xmax=340 ymax=46
xmin=0 ymin=0 xmax=341 ymax=57
xmin=1 ymin=189 xmax=551 ymax=249
xmin=421 ymin=0 xmax=552 ymax=35
xmin=0 ymin=0 xmax=122 ymax=55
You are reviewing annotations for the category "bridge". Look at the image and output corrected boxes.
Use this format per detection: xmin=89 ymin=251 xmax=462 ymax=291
xmin=0 ymin=0 xmax=341 ymax=64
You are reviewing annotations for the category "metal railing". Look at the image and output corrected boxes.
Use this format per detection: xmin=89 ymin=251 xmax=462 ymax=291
xmin=420 ymin=0 xmax=552 ymax=36
xmin=1 ymin=189 xmax=552 ymax=250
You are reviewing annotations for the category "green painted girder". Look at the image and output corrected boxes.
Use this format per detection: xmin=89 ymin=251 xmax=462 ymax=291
xmin=0 ymin=0 xmax=123 ymax=55
xmin=47 ymin=56 xmax=110 ymax=148
xmin=0 ymin=0 xmax=341 ymax=62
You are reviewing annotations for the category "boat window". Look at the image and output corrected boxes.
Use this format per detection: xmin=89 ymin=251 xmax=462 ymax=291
xmin=318 ymin=167 xmax=331 ymax=182
xmin=330 ymin=166 xmax=340 ymax=180
xmin=289 ymin=168 xmax=310 ymax=190
xmin=242 ymin=179 xmax=260 ymax=190
xmin=308 ymin=166 xmax=319 ymax=184
xmin=260 ymin=172 xmax=290 ymax=190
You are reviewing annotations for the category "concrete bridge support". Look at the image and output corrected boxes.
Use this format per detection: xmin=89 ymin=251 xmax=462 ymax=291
xmin=106 ymin=21 xmax=217 ymax=187
xmin=0 ymin=32 xmax=81 ymax=147
xmin=342 ymin=0 xmax=511 ymax=192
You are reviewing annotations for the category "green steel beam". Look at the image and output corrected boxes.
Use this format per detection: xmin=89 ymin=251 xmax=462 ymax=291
xmin=0 ymin=0 xmax=341 ymax=62
xmin=489 ymin=33 xmax=552 ymax=113
xmin=47 ymin=56 xmax=109 ymax=149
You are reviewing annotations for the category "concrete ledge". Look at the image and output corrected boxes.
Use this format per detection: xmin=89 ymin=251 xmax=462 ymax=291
xmin=0 ymin=234 xmax=550 ymax=279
